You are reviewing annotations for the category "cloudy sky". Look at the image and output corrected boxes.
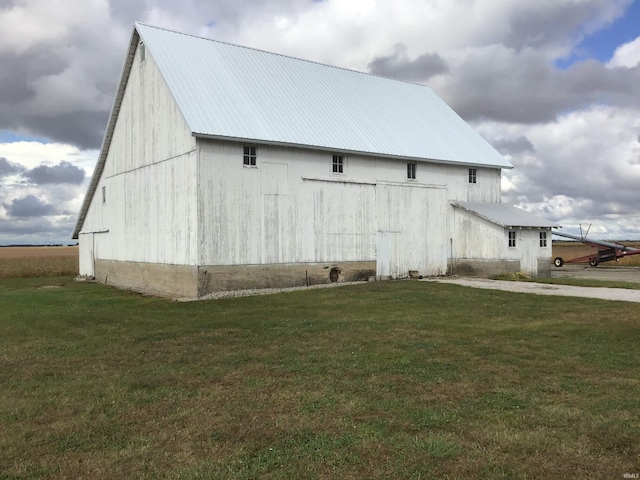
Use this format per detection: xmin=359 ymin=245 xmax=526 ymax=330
xmin=1 ymin=0 xmax=639 ymax=244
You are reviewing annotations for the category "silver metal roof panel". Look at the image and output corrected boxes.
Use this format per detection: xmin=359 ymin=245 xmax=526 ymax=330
xmin=136 ymin=23 xmax=512 ymax=169
xmin=452 ymin=202 xmax=559 ymax=228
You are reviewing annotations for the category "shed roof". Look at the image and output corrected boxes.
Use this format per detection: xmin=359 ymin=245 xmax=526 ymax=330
xmin=135 ymin=22 xmax=511 ymax=168
xmin=452 ymin=202 xmax=559 ymax=228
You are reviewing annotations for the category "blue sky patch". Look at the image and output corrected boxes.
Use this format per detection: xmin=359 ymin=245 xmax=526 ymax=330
xmin=0 ymin=130 xmax=51 ymax=144
xmin=555 ymin=0 xmax=640 ymax=69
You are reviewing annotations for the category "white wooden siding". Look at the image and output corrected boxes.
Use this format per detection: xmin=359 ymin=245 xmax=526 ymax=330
xmin=80 ymin=40 xmax=506 ymax=277
xmin=197 ymin=142 xmax=378 ymax=265
xmin=197 ymin=140 xmax=468 ymax=275
xmin=78 ymin=233 xmax=94 ymax=276
xmin=80 ymin=41 xmax=197 ymax=268
xmin=451 ymin=209 xmax=551 ymax=275
xmin=103 ymin=42 xmax=195 ymax=177
xmin=376 ymin=183 xmax=448 ymax=277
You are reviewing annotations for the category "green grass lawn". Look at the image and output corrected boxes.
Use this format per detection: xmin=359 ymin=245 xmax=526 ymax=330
xmin=1 ymin=277 xmax=639 ymax=479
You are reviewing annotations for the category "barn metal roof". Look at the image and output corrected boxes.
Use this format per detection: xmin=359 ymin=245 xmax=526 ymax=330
xmin=73 ymin=23 xmax=514 ymax=239
xmin=452 ymin=202 xmax=559 ymax=228
xmin=135 ymin=22 xmax=512 ymax=168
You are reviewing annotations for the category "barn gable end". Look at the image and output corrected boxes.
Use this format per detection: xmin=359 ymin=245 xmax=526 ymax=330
xmin=75 ymin=28 xmax=199 ymax=295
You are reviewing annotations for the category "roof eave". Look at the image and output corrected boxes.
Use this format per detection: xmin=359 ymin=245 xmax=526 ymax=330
xmin=193 ymin=132 xmax=512 ymax=170
xmin=451 ymin=201 xmax=560 ymax=229
xmin=71 ymin=26 xmax=141 ymax=239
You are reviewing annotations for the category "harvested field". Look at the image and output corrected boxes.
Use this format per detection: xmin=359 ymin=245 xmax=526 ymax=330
xmin=1 ymin=243 xmax=637 ymax=280
xmin=0 ymin=246 xmax=79 ymax=278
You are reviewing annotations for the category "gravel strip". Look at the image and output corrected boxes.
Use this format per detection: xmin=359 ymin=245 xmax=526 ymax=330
xmin=179 ymin=275 xmax=640 ymax=303
xmin=176 ymin=280 xmax=367 ymax=301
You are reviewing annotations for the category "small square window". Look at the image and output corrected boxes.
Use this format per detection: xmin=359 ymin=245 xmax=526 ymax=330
xmin=139 ymin=42 xmax=145 ymax=63
xmin=332 ymin=154 xmax=344 ymax=174
xmin=102 ymin=186 xmax=106 ymax=204
xmin=469 ymin=168 xmax=477 ymax=184
xmin=508 ymin=230 xmax=516 ymax=247
xmin=540 ymin=231 xmax=547 ymax=247
xmin=243 ymin=146 xmax=257 ymax=167
xmin=407 ymin=162 xmax=416 ymax=180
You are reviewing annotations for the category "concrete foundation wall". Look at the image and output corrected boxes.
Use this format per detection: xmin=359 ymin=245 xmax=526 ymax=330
xmin=94 ymin=259 xmax=375 ymax=298
xmin=448 ymin=258 xmax=552 ymax=278
xmin=537 ymin=258 xmax=552 ymax=277
xmin=95 ymin=259 xmax=199 ymax=298
xmin=199 ymin=261 xmax=376 ymax=295
xmin=448 ymin=258 xmax=521 ymax=277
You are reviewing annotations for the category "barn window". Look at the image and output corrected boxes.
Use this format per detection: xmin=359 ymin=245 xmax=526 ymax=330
xmin=508 ymin=230 xmax=516 ymax=247
xmin=407 ymin=162 xmax=416 ymax=180
xmin=243 ymin=146 xmax=257 ymax=167
xmin=540 ymin=231 xmax=547 ymax=247
xmin=139 ymin=42 xmax=145 ymax=63
xmin=332 ymin=155 xmax=344 ymax=174
xmin=102 ymin=186 xmax=106 ymax=204
xmin=468 ymin=168 xmax=477 ymax=184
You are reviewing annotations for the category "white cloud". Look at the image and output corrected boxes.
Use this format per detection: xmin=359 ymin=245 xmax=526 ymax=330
xmin=607 ymin=35 xmax=640 ymax=68
xmin=0 ymin=141 xmax=97 ymax=172
xmin=477 ymin=105 xmax=640 ymax=235
xmin=220 ymin=0 xmax=630 ymax=70
xmin=25 ymin=63 xmax=112 ymax=116
xmin=0 ymin=0 xmax=111 ymax=55
xmin=0 ymin=141 xmax=95 ymax=242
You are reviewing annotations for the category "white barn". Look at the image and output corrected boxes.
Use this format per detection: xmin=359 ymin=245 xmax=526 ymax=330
xmin=73 ymin=23 xmax=557 ymax=297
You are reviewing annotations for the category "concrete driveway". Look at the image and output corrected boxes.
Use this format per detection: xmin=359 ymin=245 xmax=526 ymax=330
xmin=425 ymin=265 xmax=640 ymax=303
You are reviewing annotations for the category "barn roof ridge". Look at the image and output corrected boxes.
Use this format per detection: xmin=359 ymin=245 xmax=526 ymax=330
xmin=133 ymin=21 xmax=429 ymax=89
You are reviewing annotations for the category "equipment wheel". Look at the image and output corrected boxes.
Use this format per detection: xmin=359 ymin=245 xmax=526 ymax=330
xmin=553 ymin=257 xmax=564 ymax=267
xmin=589 ymin=259 xmax=598 ymax=267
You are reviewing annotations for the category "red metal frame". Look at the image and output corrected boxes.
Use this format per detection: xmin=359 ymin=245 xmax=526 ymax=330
xmin=552 ymin=227 xmax=640 ymax=267
xmin=560 ymin=243 xmax=640 ymax=266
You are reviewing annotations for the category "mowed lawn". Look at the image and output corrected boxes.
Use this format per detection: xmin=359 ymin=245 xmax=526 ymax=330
xmin=1 ymin=278 xmax=639 ymax=479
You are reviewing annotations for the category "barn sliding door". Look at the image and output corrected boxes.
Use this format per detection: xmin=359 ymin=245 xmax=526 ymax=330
xmin=376 ymin=184 xmax=447 ymax=277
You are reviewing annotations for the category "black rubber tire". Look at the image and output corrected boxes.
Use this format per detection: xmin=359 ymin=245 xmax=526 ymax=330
xmin=589 ymin=259 xmax=598 ymax=267
xmin=553 ymin=257 xmax=564 ymax=267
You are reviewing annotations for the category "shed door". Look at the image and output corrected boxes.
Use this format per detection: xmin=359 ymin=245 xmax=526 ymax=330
xmin=79 ymin=233 xmax=95 ymax=277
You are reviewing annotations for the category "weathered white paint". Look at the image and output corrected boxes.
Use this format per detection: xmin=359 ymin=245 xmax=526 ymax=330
xmin=78 ymin=34 xmax=538 ymax=287
xmin=79 ymin=41 xmax=198 ymax=275
xmin=78 ymin=233 xmax=94 ymax=277
xmin=376 ymin=183 xmax=447 ymax=277
xmin=196 ymin=139 xmax=468 ymax=276
xmin=451 ymin=209 xmax=552 ymax=275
